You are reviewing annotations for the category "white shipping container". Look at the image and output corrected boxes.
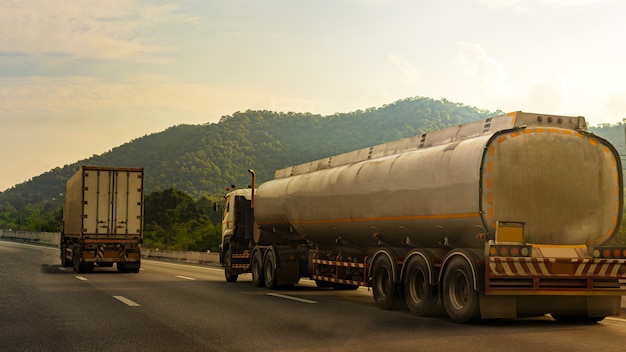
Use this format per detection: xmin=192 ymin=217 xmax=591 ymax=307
xmin=63 ymin=166 xmax=144 ymax=239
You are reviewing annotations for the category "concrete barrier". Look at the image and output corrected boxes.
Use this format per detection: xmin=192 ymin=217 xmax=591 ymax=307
xmin=0 ymin=229 xmax=220 ymax=266
xmin=0 ymin=230 xmax=60 ymax=247
xmin=141 ymin=249 xmax=220 ymax=265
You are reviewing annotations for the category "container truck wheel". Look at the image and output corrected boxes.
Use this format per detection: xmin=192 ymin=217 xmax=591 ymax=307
xmin=371 ymin=255 xmax=403 ymax=310
xmin=251 ymin=250 xmax=265 ymax=287
xmin=224 ymin=248 xmax=239 ymax=283
xmin=72 ymin=247 xmax=93 ymax=273
xmin=442 ymin=256 xmax=480 ymax=323
xmin=264 ymin=249 xmax=278 ymax=289
xmin=404 ymin=255 xmax=439 ymax=316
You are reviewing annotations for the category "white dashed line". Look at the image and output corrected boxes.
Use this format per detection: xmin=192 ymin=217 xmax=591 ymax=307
xmin=75 ymin=276 xmax=88 ymax=281
xmin=175 ymin=275 xmax=197 ymax=281
xmin=267 ymin=293 xmax=318 ymax=304
xmin=113 ymin=296 xmax=141 ymax=307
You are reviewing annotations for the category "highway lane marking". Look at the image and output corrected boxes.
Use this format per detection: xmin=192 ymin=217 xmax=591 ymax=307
xmin=606 ymin=316 xmax=626 ymax=322
xmin=75 ymin=276 xmax=88 ymax=281
xmin=267 ymin=293 xmax=318 ymax=304
xmin=143 ymin=259 xmax=222 ymax=272
xmin=175 ymin=275 xmax=197 ymax=280
xmin=113 ymin=296 xmax=141 ymax=307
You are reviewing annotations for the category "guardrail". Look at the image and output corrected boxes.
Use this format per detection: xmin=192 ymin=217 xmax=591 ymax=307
xmin=0 ymin=230 xmax=60 ymax=247
xmin=0 ymin=230 xmax=221 ymax=265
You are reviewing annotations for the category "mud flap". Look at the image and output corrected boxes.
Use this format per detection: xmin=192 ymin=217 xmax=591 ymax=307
xmin=587 ymin=296 xmax=621 ymax=317
xmin=479 ymin=294 xmax=517 ymax=319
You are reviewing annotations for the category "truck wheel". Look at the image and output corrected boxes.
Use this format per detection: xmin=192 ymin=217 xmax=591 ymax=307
xmin=264 ymin=249 xmax=278 ymax=289
xmin=404 ymin=255 xmax=439 ymax=316
xmin=122 ymin=261 xmax=140 ymax=274
xmin=371 ymin=255 xmax=403 ymax=310
xmin=84 ymin=263 xmax=94 ymax=273
xmin=72 ymin=247 xmax=82 ymax=273
xmin=224 ymin=249 xmax=238 ymax=282
xmin=442 ymin=256 xmax=480 ymax=323
xmin=251 ymin=250 xmax=265 ymax=287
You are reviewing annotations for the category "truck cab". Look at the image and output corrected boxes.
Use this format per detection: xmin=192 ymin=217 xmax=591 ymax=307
xmin=220 ymin=188 xmax=254 ymax=282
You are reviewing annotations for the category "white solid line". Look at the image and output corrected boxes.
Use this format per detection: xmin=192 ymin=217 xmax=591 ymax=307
xmin=75 ymin=276 xmax=88 ymax=281
xmin=113 ymin=296 xmax=141 ymax=307
xmin=175 ymin=275 xmax=197 ymax=280
xmin=267 ymin=293 xmax=318 ymax=304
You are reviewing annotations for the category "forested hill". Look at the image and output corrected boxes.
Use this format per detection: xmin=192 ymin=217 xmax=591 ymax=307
xmin=0 ymin=97 xmax=499 ymax=210
xmin=1 ymin=96 xmax=624 ymax=216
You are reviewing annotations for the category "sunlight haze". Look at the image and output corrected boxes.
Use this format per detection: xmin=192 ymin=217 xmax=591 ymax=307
xmin=1 ymin=0 xmax=626 ymax=191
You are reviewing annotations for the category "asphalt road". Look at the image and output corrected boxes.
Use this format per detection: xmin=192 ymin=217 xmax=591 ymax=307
xmin=2 ymin=240 xmax=626 ymax=352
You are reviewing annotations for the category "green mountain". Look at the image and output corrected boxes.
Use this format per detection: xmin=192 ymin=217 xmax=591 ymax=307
xmin=0 ymin=97 xmax=498 ymax=209
xmin=1 ymin=95 xmax=624 ymax=236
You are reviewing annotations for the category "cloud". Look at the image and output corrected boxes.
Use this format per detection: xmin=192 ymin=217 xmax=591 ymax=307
xmin=0 ymin=0 xmax=199 ymax=61
xmin=525 ymin=77 xmax=569 ymax=113
xmin=0 ymin=76 xmax=226 ymax=125
xmin=456 ymin=42 xmax=509 ymax=91
xmin=477 ymin=0 xmax=614 ymax=13
xmin=454 ymin=42 xmax=568 ymax=114
xmin=606 ymin=93 xmax=626 ymax=120
xmin=387 ymin=53 xmax=422 ymax=84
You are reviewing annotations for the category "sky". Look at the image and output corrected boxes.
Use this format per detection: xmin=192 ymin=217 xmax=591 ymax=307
xmin=2 ymin=0 xmax=626 ymax=192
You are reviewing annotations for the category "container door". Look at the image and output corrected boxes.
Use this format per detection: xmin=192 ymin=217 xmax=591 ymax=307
xmin=82 ymin=169 xmax=114 ymax=235
xmin=113 ymin=170 xmax=143 ymax=236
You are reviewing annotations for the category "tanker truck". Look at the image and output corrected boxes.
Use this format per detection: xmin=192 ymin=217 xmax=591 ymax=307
xmin=219 ymin=111 xmax=626 ymax=323
xmin=60 ymin=166 xmax=144 ymax=273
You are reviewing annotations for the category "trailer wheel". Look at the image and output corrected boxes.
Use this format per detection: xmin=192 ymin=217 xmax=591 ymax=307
xmin=264 ymin=249 xmax=278 ymax=289
xmin=224 ymin=248 xmax=239 ymax=282
xmin=251 ymin=250 xmax=265 ymax=287
xmin=72 ymin=246 xmax=84 ymax=273
xmin=442 ymin=256 xmax=480 ymax=323
xmin=404 ymin=255 xmax=439 ymax=316
xmin=371 ymin=255 xmax=403 ymax=310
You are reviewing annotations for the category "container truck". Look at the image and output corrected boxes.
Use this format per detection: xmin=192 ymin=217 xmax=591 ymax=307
xmin=60 ymin=166 xmax=144 ymax=273
xmin=220 ymin=111 xmax=626 ymax=323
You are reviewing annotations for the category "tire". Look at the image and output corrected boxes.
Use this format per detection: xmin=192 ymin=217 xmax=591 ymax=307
xmin=404 ymin=255 xmax=440 ymax=316
xmin=72 ymin=246 xmax=82 ymax=273
xmin=442 ymin=256 xmax=480 ymax=323
xmin=264 ymin=249 xmax=278 ymax=289
xmin=251 ymin=250 xmax=265 ymax=287
xmin=124 ymin=261 xmax=141 ymax=274
xmin=117 ymin=262 xmax=127 ymax=273
xmin=371 ymin=254 xmax=403 ymax=310
xmin=224 ymin=248 xmax=239 ymax=283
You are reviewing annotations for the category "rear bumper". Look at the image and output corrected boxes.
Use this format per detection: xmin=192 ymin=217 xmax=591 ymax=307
xmin=485 ymin=257 xmax=626 ymax=295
